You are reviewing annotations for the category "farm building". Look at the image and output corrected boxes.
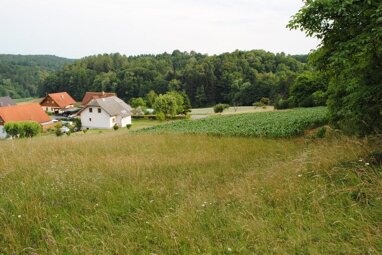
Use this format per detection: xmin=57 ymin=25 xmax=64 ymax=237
xmin=40 ymin=92 xmax=76 ymax=113
xmin=0 ymin=96 xmax=16 ymax=107
xmin=0 ymin=103 xmax=54 ymax=138
xmin=79 ymin=96 xmax=132 ymax=129
xmin=81 ymin=91 xmax=116 ymax=106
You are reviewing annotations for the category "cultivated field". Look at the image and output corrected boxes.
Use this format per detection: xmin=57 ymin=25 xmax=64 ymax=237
xmin=0 ymin=108 xmax=381 ymax=254
xmin=141 ymin=107 xmax=329 ymax=138
xmin=190 ymin=106 xmax=274 ymax=119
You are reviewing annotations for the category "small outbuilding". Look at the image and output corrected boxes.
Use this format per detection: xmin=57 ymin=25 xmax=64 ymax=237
xmin=78 ymin=96 xmax=132 ymax=129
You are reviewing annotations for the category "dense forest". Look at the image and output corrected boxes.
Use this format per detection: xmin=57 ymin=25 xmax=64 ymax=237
xmin=0 ymin=55 xmax=74 ymax=98
xmin=40 ymin=50 xmax=313 ymax=107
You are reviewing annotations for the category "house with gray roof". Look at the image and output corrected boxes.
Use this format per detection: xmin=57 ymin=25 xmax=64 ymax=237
xmin=0 ymin=96 xmax=16 ymax=107
xmin=78 ymin=96 xmax=132 ymax=129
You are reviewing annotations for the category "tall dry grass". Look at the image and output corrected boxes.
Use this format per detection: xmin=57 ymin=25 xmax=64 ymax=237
xmin=0 ymin=132 xmax=380 ymax=254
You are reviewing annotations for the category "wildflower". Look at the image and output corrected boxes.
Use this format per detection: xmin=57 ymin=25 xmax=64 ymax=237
xmin=365 ymin=163 xmax=370 ymax=166
xmin=149 ymin=200 xmax=154 ymax=203
xmin=298 ymin=174 xmax=302 ymax=177
xmin=359 ymin=159 xmax=363 ymax=162
xmin=18 ymin=215 xmax=21 ymax=218
xmin=227 ymin=247 xmax=232 ymax=252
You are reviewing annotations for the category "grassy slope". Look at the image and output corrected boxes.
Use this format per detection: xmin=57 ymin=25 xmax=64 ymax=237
xmin=0 ymin=132 xmax=381 ymax=254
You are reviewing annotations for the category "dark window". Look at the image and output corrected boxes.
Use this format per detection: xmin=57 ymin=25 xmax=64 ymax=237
xmin=89 ymin=118 xmax=92 ymax=122
xmin=89 ymin=108 xmax=93 ymax=113
xmin=98 ymin=108 xmax=101 ymax=113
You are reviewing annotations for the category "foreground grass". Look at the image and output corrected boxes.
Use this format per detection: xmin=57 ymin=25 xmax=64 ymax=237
xmin=0 ymin=132 xmax=381 ymax=254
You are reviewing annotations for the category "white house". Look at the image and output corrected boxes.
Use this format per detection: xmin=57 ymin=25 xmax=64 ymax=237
xmin=79 ymin=96 xmax=132 ymax=129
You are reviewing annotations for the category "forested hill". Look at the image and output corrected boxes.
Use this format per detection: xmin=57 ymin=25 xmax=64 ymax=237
xmin=0 ymin=55 xmax=74 ymax=98
xmin=41 ymin=50 xmax=309 ymax=107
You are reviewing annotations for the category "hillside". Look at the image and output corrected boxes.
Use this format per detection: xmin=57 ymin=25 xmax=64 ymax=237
xmin=0 ymin=55 xmax=74 ymax=99
xmin=0 ymin=130 xmax=381 ymax=254
xmin=40 ymin=51 xmax=309 ymax=107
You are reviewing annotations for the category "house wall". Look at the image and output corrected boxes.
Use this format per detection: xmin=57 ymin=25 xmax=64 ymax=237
xmin=117 ymin=115 xmax=132 ymax=127
xmin=0 ymin=125 xmax=7 ymax=139
xmin=81 ymin=106 xmax=114 ymax=129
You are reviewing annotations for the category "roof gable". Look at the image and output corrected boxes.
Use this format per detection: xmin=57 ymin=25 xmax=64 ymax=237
xmin=43 ymin=92 xmax=76 ymax=108
xmin=0 ymin=103 xmax=51 ymax=124
xmin=81 ymin=92 xmax=116 ymax=106
xmin=79 ymin=96 xmax=132 ymax=117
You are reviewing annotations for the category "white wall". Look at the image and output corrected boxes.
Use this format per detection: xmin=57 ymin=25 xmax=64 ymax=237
xmin=0 ymin=125 xmax=7 ymax=139
xmin=81 ymin=107 xmax=113 ymax=129
xmin=119 ymin=116 xmax=132 ymax=127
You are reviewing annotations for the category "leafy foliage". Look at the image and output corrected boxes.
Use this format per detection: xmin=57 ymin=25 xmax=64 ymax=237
xmin=40 ymin=51 xmax=308 ymax=107
xmin=0 ymin=55 xmax=74 ymax=98
xmin=289 ymin=1 xmax=382 ymax=135
xmin=4 ymin=122 xmax=41 ymax=138
xmin=140 ymin=107 xmax=329 ymax=138
xmin=213 ymin=103 xmax=230 ymax=113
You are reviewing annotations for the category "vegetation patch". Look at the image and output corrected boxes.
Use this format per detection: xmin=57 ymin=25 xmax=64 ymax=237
xmin=139 ymin=107 xmax=329 ymax=138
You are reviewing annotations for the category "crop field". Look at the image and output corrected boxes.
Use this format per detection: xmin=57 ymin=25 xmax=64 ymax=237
xmin=141 ymin=107 xmax=329 ymax=138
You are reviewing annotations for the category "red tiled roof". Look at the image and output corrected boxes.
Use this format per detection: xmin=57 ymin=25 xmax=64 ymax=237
xmin=0 ymin=103 xmax=51 ymax=124
xmin=46 ymin=92 xmax=76 ymax=108
xmin=81 ymin=92 xmax=116 ymax=106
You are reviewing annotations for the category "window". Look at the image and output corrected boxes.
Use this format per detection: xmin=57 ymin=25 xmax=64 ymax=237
xmin=98 ymin=108 xmax=101 ymax=113
xmin=89 ymin=108 xmax=93 ymax=113
xmin=89 ymin=118 xmax=92 ymax=122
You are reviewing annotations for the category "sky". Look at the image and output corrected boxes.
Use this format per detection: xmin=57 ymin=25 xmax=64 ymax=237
xmin=0 ymin=0 xmax=319 ymax=59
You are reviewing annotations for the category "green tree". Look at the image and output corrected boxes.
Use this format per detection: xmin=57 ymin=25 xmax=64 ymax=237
xmin=130 ymin=97 xmax=147 ymax=108
xmin=146 ymin=90 xmax=158 ymax=108
xmin=289 ymin=1 xmax=382 ymax=135
xmin=153 ymin=94 xmax=178 ymax=117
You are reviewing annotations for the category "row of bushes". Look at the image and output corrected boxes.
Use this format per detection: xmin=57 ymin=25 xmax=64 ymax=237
xmin=4 ymin=122 xmax=41 ymax=138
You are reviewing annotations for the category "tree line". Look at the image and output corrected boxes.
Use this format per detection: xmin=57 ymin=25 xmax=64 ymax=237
xmin=0 ymin=55 xmax=74 ymax=98
xmin=39 ymin=50 xmax=313 ymax=108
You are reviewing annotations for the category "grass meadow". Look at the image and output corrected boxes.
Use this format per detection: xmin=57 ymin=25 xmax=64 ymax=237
xmin=0 ymin=131 xmax=381 ymax=254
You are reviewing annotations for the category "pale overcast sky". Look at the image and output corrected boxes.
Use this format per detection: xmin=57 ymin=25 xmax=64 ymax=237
xmin=0 ymin=0 xmax=319 ymax=59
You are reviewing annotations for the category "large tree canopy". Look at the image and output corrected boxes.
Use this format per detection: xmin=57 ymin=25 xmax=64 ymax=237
xmin=289 ymin=0 xmax=382 ymax=135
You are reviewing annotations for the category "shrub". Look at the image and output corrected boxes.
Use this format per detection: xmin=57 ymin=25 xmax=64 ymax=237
xmin=274 ymin=98 xmax=290 ymax=110
xmin=126 ymin=124 xmax=132 ymax=129
xmin=156 ymin=112 xmax=166 ymax=122
xmin=253 ymin=102 xmax=265 ymax=108
xmin=213 ymin=103 xmax=229 ymax=113
xmin=260 ymin=97 xmax=270 ymax=105
xmin=113 ymin=124 xmax=120 ymax=131
xmin=4 ymin=122 xmax=41 ymax=138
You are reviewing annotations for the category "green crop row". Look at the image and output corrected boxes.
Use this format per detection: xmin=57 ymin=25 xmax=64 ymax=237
xmin=139 ymin=107 xmax=329 ymax=138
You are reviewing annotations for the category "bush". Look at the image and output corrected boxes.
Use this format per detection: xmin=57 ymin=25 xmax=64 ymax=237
xmin=4 ymin=122 xmax=41 ymax=138
xmin=126 ymin=124 xmax=132 ymax=129
xmin=253 ymin=102 xmax=265 ymax=108
xmin=213 ymin=103 xmax=229 ymax=113
xmin=113 ymin=124 xmax=120 ymax=131
xmin=156 ymin=112 xmax=166 ymax=122
xmin=274 ymin=98 xmax=290 ymax=110
xmin=260 ymin=97 xmax=270 ymax=105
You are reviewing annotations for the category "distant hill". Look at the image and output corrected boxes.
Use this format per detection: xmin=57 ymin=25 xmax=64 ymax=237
xmin=0 ymin=55 xmax=75 ymax=99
